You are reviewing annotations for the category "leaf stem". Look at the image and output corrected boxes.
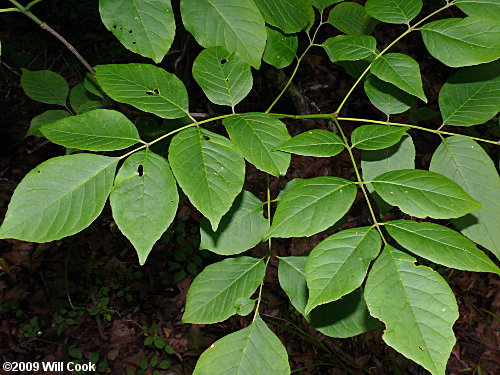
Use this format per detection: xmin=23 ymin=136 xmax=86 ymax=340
xmin=334 ymin=1 xmax=455 ymax=114
xmin=0 ymin=7 xmax=21 ymax=12
xmin=332 ymin=118 xmax=387 ymax=244
xmin=253 ymin=255 xmax=271 ymax=322
xmin=337 ymin=117 xmax=499 ymax=145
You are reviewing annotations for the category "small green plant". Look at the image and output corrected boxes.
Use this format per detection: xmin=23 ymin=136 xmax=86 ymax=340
xmin=54 ymin=307 xmax=83 ymax=336
xmin=19 ymin=316 xmax=40 ymax=340
xmin=1 ymin=1 xmax=499 ymax=374
xmin=68 ymin=348 xmax=108 ymax=374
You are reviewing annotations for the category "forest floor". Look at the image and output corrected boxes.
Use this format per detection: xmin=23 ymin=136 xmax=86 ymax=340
xmin=0 ymin=1 xmax=499 ymax=374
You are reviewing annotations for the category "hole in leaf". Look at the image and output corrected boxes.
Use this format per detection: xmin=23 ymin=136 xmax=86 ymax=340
xmin=113 ymin=25 xmax=117 ymax=29
xmin=132 ymin=41 xmax=137 ymax=45
xmin=129 ymin=30 xmax=133 ymax=33
xmin=145 ymin=91 xmax=154 ymax=95
xmin=224 ymin=78 xmax=228 ymax=82
xmin=37 ymin=170 xmax=41 ymax=174
xmin=138 ymin=165 xmax=144 ymax=176
xmin=153 ymin=88 xmax=160 ymax=95
xmin=202 ymin=135 xmax=210 ymax=141
xmin=220 ymin=59 xmax=228 ymax=65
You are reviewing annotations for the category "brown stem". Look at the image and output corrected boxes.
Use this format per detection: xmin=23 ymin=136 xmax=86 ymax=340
xmin=40 ymin=22 xmax=96 ymax=76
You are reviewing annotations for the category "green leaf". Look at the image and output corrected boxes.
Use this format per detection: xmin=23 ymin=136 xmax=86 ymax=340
xmin=275 ymin=129 xmax=345 ymax=157
xmin=278 ymin=256 xmax=381 ymax=338
xmin=192 ymin=315 xmax=290 ymax=375
xmin=266 ymin=177 xmax=357 ymax=238
xmin=313 ymin=0 xmax=343 ymax=11
xmin=234 ymin=297 xmax=256 ymax=316
xmin=305 ymin=227 xmax=381 ymax=314
xmin=21 ymin=69 xmax=68 ymax=106
xmin=254 ymin=0 xmax=312 ymax=34
xmin=200 ymin=191 xmax=269 ymax=255
xmin=430 ymin=136 xmax=500 ymax=259
xmin=456 ymin=0 xmax=500 ymax=18
xmin=263 ymin=26 xmax=298 ymax=69
xmin=192 ymin=47 xmax=253 ymax=109
xmin=364 ymin=75 xmax=415 ymax=115
xmin=439 ymin=61 xmax=500 ymax=127
xmin=371 ymin=53 xmax=426 ymax=102
xmin=40 ymin=109 xmax=141 ymax=151
xmin=27 ymin=110 xmax=71 ymax=137
xmin=69 ymin=83 xmax=104 ymax=114
xmin=351 ymin=125 xmax=408 ymax=150
xmin=84 ymin=74 xmax=104 ymax=99
xmin=365 ymin=246 xmax=458 ymax=375
xmin=169 ymin=127 xmax=245 ymax=231
xmin=0 ymin=154 xmax=118 ymax=242
xmin=385 ymin=220 xmax=499 ymax=273
xmin=322 ymin=35 xmax=376 ymax=61
xmin=180 ymin=0 xmax=266 ymax=68
xmin=420 ymin=17 xmax=500 ymax=68
xmin=99 ymin=0 xmax=175 ymax=63
xmin=95 ymin=64 xmax=189 ymax=119
xmin=365 ymin=0 xmax=422 ymax=24
xmin=361 ymin=135 xmax=415 ymax=216
xmin=110 ymin=150 xmax=178 ymax=265
xmin=328 ymin=2 xmax=378 ymax=35
xmin=183 ymin=257 xmax=265 ymax=324
xmin=223 ymin=113 xmax=291 ymax=177
xmin=371 ymin=169 xmax=482 ymax=219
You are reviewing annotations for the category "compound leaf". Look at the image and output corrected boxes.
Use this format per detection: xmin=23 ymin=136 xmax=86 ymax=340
xmin=371 ymin=53 xmax=427 ymax=102
xmin=223 ymin=113 xmax=291 ymax=177
xmin=266 ymin=177 xmax=357 ymax=238
xmin=181 ymin=0 xmax=266 ymax=68
xmin=95 ymin=63 xmax=189 ymax=119
xmin=420 ymin=17 xmax=500 ymax=67
xmin=263 ymin=26 xmax=298 ymax=69
xmin=365 ymin=0 xmax=422 ymax=24
xmin=40 ymin=109 xmax=141 ymax=151
xmin=254 ymin=0 xmax=312 ymax=34
xmin=0 ymin=154 xmax=118 ymax=242
xmin=371 ymin=169 xmax=482 ymax=219
xmin=169 ymin=127 xmax=245 ymax=231
xmin=328 ymin=2 xmax=378 ymax=35
xmin=275 ymin=129 xmax=345 ymax=157
xmin=21 ymin=69 xmax=68 ymax=106
xmin=192 ymin=315 xmax=290 ymax=375
xmin=439 ymin=61 xmax=500 ymax=127
xmin=99 ymin=0 xmax=175 ymax=63
xmin=430 ymin=136 xmax=500 ymax=259
xmin=364 ymin=75 xmax=415 ymax=115
xmin=110 ymin=150 xmax=178 ymax=265
xmin=200 ymin=191 xmax=269 ymax=255
xmin=365 ymin=246 xmax=458 ymax=375
xmin=27 ymin=110 xmax=71 ymax=137
xmin=351 ymin=125 xmax=408 ymax=150
xmin=192 ymin=47 xmax=253 ymax=109
xmin=183 ymin=257 xmax=265 ymax=324
xmin=305 ymin=227 xmax=381 ymax=314
xmin=385 ymin=220 xmax=499 ymax=273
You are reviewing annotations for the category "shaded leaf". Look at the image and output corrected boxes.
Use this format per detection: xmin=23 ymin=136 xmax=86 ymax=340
xmin=364 ymin=75 xmax=415 ymax=115
xmin=223 ymin=113 xmax=291 ymax=177
xmin=371 ymin=169 xmax=482 ymax=219
xmin=275 ymin=129 xmax=345 ymax=157
xmin=181 ymin=0 xmax=266 ymax=68
xmin=200 ymin=191 xmax=269 ymax=255
xmin=110 ymin=150 xmax=178 ymax=265
xmin=27 ymin=110 xmax=71 ymax=137
xmin=21 ymin=69 xmax=68 ymax=106
xmin=323 ymin=35 xmax=376 ymax=61
xmin=328 ymin=2 xmax=378 ymax=35
xmin=263 ymin=26 xmax=298 ymax=69
xmin=351 ymin=125 xmax=408 ymax=150
xmin=0 ymin=154 xmax=118 ymax=242
xmin=365 ymin=246 xmax=458 ymax=375
xmin=254 ymin=0 xmax=312 ymax=33
xmin=95 ymin=63 xmax=189 ymax=119
xmin=266 ymin=177 xmax=357 ymax=238
xmin=169 ymin=127 xmax=245 ymax=231
xmin=365 ymin=0 xmax=422 ymax=24
xmin=183 ymin=257 xmax=265 ymax=324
